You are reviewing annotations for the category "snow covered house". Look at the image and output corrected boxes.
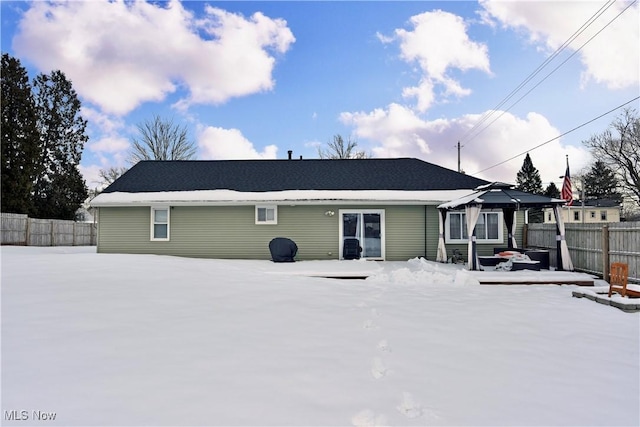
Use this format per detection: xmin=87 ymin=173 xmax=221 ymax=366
xmin=89 ymin=158 xmax=526 ymax=261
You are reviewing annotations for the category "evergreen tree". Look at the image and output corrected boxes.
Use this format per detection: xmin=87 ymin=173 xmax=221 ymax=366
xmin=31 ymin=70 xmax=88 ymax=220
xmin=583 ymin=160 xmax=621 ymax=201
xmin=544 ymin=182 xmax=561 ymax=199
xmin=516 ymin=153 xmax=544 ymax=222
xmin=515 ymin=153 xmax=543 ymax=195
xmin=1 ymin=53 xmax=41 ymax=214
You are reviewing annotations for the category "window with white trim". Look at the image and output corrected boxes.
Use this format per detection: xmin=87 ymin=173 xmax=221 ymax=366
xmin=151 ymin=207 xmax=170 ymax=241
xmin=600 ymin=210 xmax=607 ymax=221
xmin=445 ymin=211 xmax=503 ymax=243
xmin=255 ymin=205 xmax=277 ymax=224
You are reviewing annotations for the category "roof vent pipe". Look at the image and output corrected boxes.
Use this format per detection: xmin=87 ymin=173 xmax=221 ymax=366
xmin=288 ymin=150 xmax=292 ymax=160
xmin=299 ymin=155 xmax=303 ymax=160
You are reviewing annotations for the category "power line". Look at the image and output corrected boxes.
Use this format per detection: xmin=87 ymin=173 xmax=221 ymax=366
xmin=461 ymin=0 xmax=637 ymax=147
xmin=457 ymin=0 xmax=619 ymax=146
xmin=472 ymin=96 xmax=640 ymax=175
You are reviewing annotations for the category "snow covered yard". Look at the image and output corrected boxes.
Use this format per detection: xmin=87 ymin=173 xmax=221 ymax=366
xmin=2 ymin=247 xmax=638 ymax=426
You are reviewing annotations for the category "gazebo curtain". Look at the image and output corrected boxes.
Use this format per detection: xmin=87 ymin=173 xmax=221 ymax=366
xmin=503 ymin=208 xmax=518 ymax=249
xmin=465 ymin=205 xmax=482 ymax=270
xmin=553 ymin=205 xmax=574 ymax=271
xmin=436 ymin=209 xmax=448 ymax=262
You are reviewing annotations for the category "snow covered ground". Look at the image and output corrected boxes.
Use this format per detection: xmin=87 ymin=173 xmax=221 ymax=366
xmin=2 ymin=246 xmax=639 ymax=426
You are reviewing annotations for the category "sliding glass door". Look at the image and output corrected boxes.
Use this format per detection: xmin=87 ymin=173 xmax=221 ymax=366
xmin=340 ymin=210 xmax=385 ymax=259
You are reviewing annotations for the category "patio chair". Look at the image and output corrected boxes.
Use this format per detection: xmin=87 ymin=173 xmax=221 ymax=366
xmin=608 ymin=262 xmax=629 ymax=297
xmin=343 ymin=238 xmax=362 ymax=260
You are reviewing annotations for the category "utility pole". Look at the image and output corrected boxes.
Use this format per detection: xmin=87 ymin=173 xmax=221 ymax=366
xmin=457 ymin=141 xmax=461 ymax=173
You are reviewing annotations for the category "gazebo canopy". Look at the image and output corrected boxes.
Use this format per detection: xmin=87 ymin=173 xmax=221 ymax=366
xmin=438 ymin=182 xmax=566 ymax=210
xmin=436 ymin=182 xmax=573 ymax=271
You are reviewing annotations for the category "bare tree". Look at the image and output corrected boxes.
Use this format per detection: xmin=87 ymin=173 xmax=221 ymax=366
xmin=129 ymin=115 xmax=196 ymax=163
xmin=583 ymin=108 xmax=640 ymax=209
xmin=318 ymin=134 xmax=369 ymax=159
xmin=99 ymin=166 xmax=128 ymax=187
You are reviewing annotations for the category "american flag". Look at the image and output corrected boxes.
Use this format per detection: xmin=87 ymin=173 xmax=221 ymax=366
xmin=561 ymin=158 xmax=573 ymax=206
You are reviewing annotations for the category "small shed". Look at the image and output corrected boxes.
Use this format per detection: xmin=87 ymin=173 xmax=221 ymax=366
xmin=436 ymin=182 xmax=573 ymax=271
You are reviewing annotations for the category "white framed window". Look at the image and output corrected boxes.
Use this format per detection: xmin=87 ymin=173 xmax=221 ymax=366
xmin=600 ymin=210 xmax=607 ymax=221
xmin=151 ymin=207 xmax=170 ymax=241
xmin=255 ymin=205 xmax=277 ymax=225
xmin=445 ymin=211 xmax=503 ymax=244
xmin=574 ymin=211 xmax=580 ymax=221
xmin=338 ymin=209 xmax=385 ymax=260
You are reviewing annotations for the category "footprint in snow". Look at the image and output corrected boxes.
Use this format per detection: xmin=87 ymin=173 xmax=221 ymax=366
xmin=371 ymin=357 xmax=387 ymax=379
xmin=377 ymin=339 xmax=391 ymax=352
xmin=351 ymin=409 xmax=387 ymax=427
xmin=396 ymin=392 xmax=423 ymax=419
xmin=363 ymin=319 xmax=377 ymax=330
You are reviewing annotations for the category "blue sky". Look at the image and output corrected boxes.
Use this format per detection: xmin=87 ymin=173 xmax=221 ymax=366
xmin=2 ymin=0 xmax=638 ymax=190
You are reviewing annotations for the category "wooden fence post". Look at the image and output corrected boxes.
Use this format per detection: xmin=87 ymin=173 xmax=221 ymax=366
xmin=602 ymin=224 xmax=610 ymax=283
xmin=25 ymin=216 xmax=30 ymax=246
xmin=72 ymin=222 xmax=77 ymax=246
xmin=50 ymin=220 xmax=54 ymax=246
xmin=522 ymin=223 xmax=528 ymax=248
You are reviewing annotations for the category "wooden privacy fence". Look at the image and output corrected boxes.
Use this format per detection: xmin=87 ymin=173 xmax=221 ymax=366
xmin=526 ymin=221 xmax=640 ymax=284
xmin=1 ymin=213 xmax=96 ymax=246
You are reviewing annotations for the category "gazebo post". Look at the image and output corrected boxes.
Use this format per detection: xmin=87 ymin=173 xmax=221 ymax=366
xmin=465 ymin=205 xmax=482 ymax=271
xmin=471 ymin=233 xmax=478 ymax=270
xmin=503 ymin=208 xmax=515 ymax=249
xmin=555 ymin=223 xmax=564 ymax=271
xmin=436 ymin=208 xmax=448 ymax=263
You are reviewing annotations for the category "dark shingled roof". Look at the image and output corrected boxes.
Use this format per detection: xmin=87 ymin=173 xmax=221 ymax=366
xmin=102 ymin=158 xmax=488 ymax=193
xmin=579 ymin=198 xmax=621 ymax=208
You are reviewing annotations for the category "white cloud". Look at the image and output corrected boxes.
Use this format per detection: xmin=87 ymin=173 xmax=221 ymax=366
xmin=383 ymin=10 xmax=491 ymax=112
xmin=87 ymin=136 xmax=130 ymax=154
xmin=13 ymin=0 xmax=295 ymax=115
xmin=81 ymin=107 xmax=126 ymax=135
xmin=80 ymin=106 xmax=131 ymax=186
xmin=198 ymin=126 xmax=278 ymax=160
xmin=79 ymin=164 xmax=104 ymax=190
xmin=479 ymin=0 xmax=639 ymax=89
xmin=341 ymin=104 xmax=592 ymax=186
xmin=304 ymin=140 xmax=322 ymax=150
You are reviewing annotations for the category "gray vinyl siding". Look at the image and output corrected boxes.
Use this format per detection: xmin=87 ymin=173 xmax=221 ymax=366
xmin=423 ymin=205 xmax=442 ymax=261
xmin=382 ymin=205 xmax=426 ymax=261
xmin=97 ymin=205 xmax=525 ymax=261
xmin=98 ymin=205 xmax=429 ymax=260
xmin=98 ymin=206 xmax=335 ymax=259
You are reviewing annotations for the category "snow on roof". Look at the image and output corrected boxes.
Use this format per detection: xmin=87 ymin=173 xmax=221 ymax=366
xmin=90 ymin=189 xmax=474 ymax=207
xmin=438 ymin=190 xmax=485 ymax=209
